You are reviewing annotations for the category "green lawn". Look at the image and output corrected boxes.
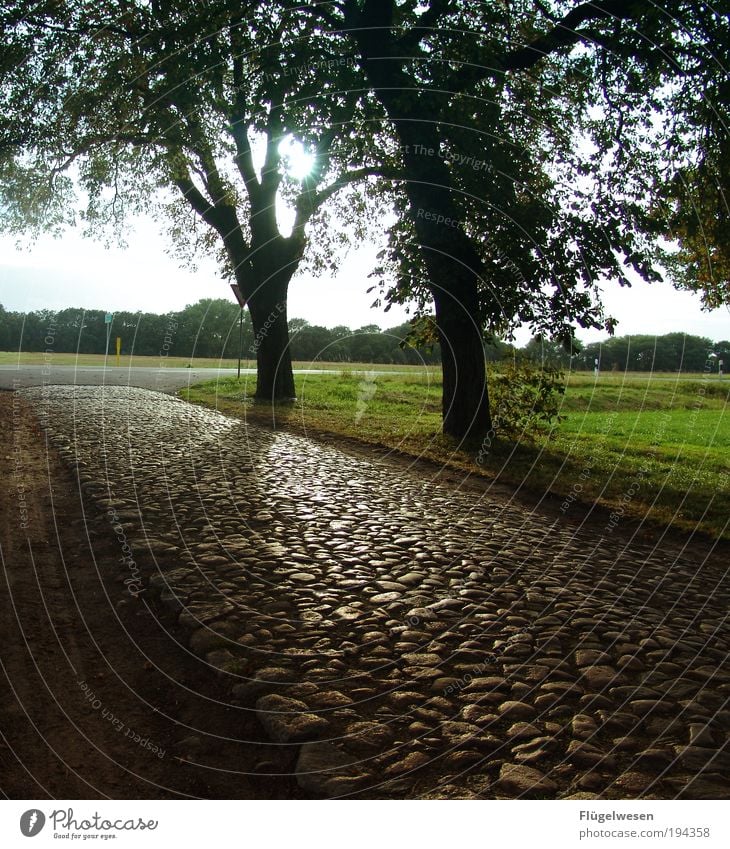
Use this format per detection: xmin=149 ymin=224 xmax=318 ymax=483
xmin=182 ymin=368 xmax=729 ymax=540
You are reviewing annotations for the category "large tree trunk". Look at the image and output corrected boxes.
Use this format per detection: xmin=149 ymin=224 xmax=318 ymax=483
xmin=402 ymin=152 xmax=493 ymax=441
xmin=246 ymin=272 xmax=296 ymax=401
xmin=352 ymin=11 xmax=493 ymax=441
xmin=433 ymin=289 xmax=490 ymax=442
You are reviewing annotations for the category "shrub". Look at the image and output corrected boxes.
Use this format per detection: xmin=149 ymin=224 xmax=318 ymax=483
xmin=487 ymin=357 xmax=566 ymax=438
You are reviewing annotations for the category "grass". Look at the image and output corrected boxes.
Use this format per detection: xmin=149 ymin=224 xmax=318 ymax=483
xmin=181 ymin=367 xmax=730 ymax=541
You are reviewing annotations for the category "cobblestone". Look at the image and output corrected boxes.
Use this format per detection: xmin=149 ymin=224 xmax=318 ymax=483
xmin=20 ymin=385 xmax=730 ymax=799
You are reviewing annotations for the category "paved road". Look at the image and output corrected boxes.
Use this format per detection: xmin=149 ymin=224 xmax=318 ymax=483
xmin=0 ymin=364 xmax=381 ymax=393
xmin=18 ymin=385 xmax=730 ymax=799
xmin=2 ymin=365 xmax=724 ymax=395
xmin=0 ymin=364 xmax=246 ymax=392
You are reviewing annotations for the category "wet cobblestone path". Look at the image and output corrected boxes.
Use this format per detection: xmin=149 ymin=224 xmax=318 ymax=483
xmin=20 ymin=386 xmax=730 ymax=799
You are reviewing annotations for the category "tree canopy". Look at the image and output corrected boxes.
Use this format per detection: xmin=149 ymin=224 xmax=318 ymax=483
xmin=1 ymin=1 xmax=728 ymax=440
xmin=296 ymin=0 xmax=730 ymax=436
xmin=0 ymin=0 xmax=389 ymax=398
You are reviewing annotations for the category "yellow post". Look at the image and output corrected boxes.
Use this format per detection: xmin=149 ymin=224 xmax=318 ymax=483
xmin=116 ymin=336 xmax=121 ymax=367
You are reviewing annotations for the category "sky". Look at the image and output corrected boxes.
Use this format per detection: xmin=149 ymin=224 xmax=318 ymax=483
xmin=1 ymin=220 xmax=728 ymax=347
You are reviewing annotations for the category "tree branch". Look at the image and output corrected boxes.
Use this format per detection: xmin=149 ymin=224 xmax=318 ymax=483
xmin=293 ymin=165 xmax=397 ymax=231
xmin=533 ymin=0 xmax=560 ymax=24
xmin=228 ymin=117 xmax=261 ymax=202
xmin=397 ymin=0 xmax=454 ymax=52
xmin=172 ymin=168 xmax=220 ymax=230
xmin=173 ymin=162 xmax=249 ymax=261
xmin=20 ymin=11 xmax=150 ymax=41
xmin=229 ymin=27 xmax=262 ymax=203
xmin=260 ymin=110 xmax=284 ymax=200
xmin=451 ymin=0 xmax=649 ymax=90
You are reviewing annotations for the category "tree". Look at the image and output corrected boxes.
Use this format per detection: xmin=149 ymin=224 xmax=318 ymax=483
xmin=288 ymin=322 xmax=338 ymax=361
xmin=0 ymin=1 xmax=385 ymax=400
xmin=294 ymin=0 xmax=729 ymax=440
xmin=523 ymin=336 xmax=573 ymax=370
xmin=175 ymin=298 xmax=241 ymax=359
xmin=578 ymin=333 xmax=717 ymax=372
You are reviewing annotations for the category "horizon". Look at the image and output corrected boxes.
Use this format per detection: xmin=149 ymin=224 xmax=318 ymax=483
xmin=1 ymin=223 xmax=728 ymax=347
xmin=2 ymin=296 xmax=727 ymax=348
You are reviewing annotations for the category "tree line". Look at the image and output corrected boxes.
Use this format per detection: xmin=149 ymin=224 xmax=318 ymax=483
xmin=2 ymin=2 xmax=727 ymax=440
xmin=525 ymin=334 xmax=730 ymax=373
xmin=0 ymin=299 xmax=442 ymax=364
xmin=2 ymin=299 xmax=726 ymax=373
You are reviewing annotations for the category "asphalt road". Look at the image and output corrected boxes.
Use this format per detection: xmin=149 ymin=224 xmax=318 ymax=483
xmin=0 ymin=364 xmax=356 ymax=393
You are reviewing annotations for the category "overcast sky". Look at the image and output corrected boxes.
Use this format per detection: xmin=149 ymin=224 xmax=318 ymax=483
xmin=1 ymin=221 xmax=728 ymax=346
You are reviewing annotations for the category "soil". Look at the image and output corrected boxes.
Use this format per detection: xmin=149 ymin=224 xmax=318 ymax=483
xmin=0 ymin=391 xmax=299 ymax=799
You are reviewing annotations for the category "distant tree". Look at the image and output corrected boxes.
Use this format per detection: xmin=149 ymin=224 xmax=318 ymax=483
xmin=175 ymin=299 xmax=240 ymax=359
xmin=288 ymin=318 xmax=311 ymax=334
xmin=579 ymin=333 xmax=716 ymax=372
xmin=384 ymin=322 xmax=442 ymax=365
xmin=0 ymin=305 xmax=7 ymax=350
xmin=522 ymin=336 xmax=573 ymax=370
xmin=714 ymin=340 xmax=730 ymax=362
xmin=289 ymin=323 xmax=337 ymax=361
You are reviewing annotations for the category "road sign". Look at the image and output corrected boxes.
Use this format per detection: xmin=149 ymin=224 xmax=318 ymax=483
xmin=230 ymin=285 xmax=246 ymax=379
xmin=104 ymin=313 xmax=114 ymax=358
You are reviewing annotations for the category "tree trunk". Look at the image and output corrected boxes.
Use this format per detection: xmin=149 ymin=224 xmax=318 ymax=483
xmin=246 ymin=274 xmax=295 ymax=401
xmin=351 ymin=19 xmax=493 ymax=441
xmin=402 ymin=159 xmax=493 ymax=441
xmin=431 ymin=280 xmax=491 ymax=443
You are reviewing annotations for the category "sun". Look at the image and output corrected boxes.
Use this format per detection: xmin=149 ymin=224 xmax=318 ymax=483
xmin=278 ymin=136 xmax=314 ymax=180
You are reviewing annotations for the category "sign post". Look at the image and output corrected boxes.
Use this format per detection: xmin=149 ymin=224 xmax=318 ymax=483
xmin=230 ymin=284 xmax=246 ymax=380
xmin=104 ymin=313 xmax=114 ymax=362
xmin=116 ymin=336 xmax=121 ymax=367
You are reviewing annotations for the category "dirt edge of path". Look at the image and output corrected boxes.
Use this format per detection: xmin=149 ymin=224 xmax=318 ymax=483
xmin=0 ymin=391 xmax=301 ymax=800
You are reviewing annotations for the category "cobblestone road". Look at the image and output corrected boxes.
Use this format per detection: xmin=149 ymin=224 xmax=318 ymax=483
xmin=20 ymin=386 xmax=730 ymax=799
